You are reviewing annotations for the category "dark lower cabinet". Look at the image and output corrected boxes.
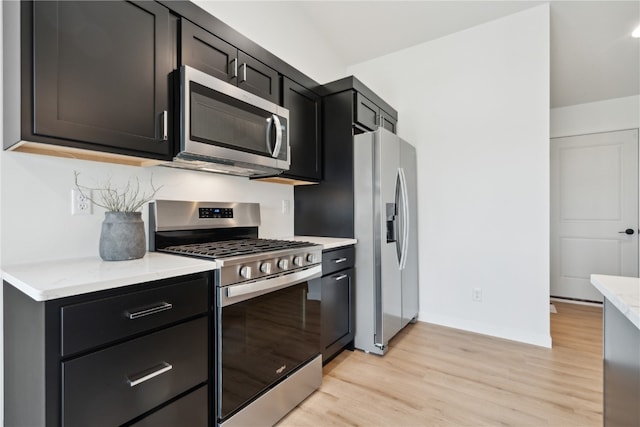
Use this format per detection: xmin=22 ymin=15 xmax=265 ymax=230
xmin=30 ymin=1 xmax=174 ymax=157
xmin=281 ymin=77 xmax=322 ymax=181
xmin=321 ymin=246 xmax=355 ymax=362
xmin=131 ymin=385 xmax=208 ymax=427
xmin=603 ymin=299 xmax=640 ymax=427
xmin=3 ymin=272 xmax=212 ymax=427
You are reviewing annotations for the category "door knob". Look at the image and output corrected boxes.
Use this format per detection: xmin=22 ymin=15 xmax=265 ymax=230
xmin=618 ymin=228 xmax=635 ymax=235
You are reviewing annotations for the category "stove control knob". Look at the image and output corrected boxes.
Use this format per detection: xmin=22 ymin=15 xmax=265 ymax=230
xmin=293 ymin=256 xmax=304 ymax=267
xmin=239 ymin=266 xmax=252 ymax=279
xmin=260 ymin=262 xmax=272 ymax=274
xmin=278 ymin=259 xmax=289 ymax=270
xmin=306 ymin=253 xmax=318 ymax=264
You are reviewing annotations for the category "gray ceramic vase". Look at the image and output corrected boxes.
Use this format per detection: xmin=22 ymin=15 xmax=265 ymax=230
xmin=99 ymin=211 xmax=146 ymax=261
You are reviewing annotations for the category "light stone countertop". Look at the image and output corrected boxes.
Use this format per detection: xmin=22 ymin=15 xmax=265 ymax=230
xmin=283 ymin=236 xmax=357 ymax=250
xmin=590 ymin=274 xmax=640 ymax=330
xmin=2 ymin=252 xmax=220 ymax=302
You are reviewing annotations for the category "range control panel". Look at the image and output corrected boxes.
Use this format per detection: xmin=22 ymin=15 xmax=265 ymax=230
xmin=199 ymin=207 xmax=234 ymax=219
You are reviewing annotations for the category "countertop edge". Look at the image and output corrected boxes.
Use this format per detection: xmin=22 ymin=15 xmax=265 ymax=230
xmin=285 ymin=236 xmax=357 ymax=250
xmin=2 ymin=253 xmax=220 ymax=302
xmin=590 ymin=274 xmax=640 ymax=330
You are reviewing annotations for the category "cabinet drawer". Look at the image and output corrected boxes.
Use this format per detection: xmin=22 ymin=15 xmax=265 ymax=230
xmin=63 ymin=317 xmax=208 ymax=427
xmin=322 ymin=246 xmax=355 ymax=276
xmin=131 ymin=385 xmax=208 ymax=427
xmin=61 ymin=274 xmax=209 ymax=356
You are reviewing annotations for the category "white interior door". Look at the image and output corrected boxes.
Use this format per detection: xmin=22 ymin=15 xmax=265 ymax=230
xmin=551 ymin=129 xmax=639 ymax=302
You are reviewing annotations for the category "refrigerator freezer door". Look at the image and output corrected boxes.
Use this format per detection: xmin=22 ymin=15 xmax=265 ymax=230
xmin=400 ymin=140 xmax=419 ymax=327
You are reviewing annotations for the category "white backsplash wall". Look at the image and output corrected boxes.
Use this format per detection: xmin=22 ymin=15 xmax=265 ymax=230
xmin=0 ymin=150 xmax=294 ymax=265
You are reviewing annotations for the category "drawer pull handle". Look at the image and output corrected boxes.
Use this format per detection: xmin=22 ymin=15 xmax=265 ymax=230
xmin=333 ymin=274 xmax=348 ymax=281
xmin=333 ymin=257 xmax=348 ymax=264
xmin=127 ymin=302 xmax=173 ymax=320
xmin=127 ymin=362 xmax=173 ymax=387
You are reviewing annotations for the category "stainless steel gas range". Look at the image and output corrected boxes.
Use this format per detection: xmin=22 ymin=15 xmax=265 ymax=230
xmin=149 ymin=200 xmax=323 ymax=427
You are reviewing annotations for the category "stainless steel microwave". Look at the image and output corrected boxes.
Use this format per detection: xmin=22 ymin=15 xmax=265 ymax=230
xmin=170 ymin=65 xmax=289 ymax=177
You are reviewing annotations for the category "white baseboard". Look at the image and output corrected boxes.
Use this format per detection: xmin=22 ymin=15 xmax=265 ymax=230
xmin=550 ymin=297 xmax=603 ymax=307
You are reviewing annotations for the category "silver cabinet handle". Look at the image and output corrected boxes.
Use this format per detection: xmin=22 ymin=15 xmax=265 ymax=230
xmin=333 ymin=274 xmax=348 ymax=281
xmin=127 ymin=302 xmax=173 ymax=320
xmin=160 ymin=110 xmax=168 ymax=141
xmin=333 ymin=257 xmax=348 ymax=264
xmin=127 ymin=362 xmax=172 ymax=387
xmin=240 ymin=63 xmax=247 ymax=83
xmin=222 ymin=265 xmax=322 ymax=306
xmin=230 ymin=58 xmax=238 ymax=79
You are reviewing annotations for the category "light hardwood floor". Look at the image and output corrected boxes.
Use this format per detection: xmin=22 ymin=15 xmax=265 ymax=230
xmin=278 ymin=302 xmax=603 ymax=426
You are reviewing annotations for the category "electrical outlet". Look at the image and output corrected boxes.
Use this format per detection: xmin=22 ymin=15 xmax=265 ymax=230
xmin=281 ymin=199 xmax=291 ymax=215
xmin=71 ymin=189 xmax=92 ymax=215
xmin=472 ymin=287 xmax=482 ymax=302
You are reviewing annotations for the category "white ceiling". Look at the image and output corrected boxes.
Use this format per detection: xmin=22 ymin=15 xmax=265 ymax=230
xmin=294 ymin=1 xmax=640 ymax=108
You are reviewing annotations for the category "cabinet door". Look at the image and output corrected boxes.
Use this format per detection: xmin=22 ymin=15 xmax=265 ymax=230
xmin=354 ymin=92 xmax=379 ymax=131
xmin=237 ymin=51 xmax=280 ymax=104
xmin=380 ymin=112 xmax=397 ymax=134
xmin=281 ymin=78 xmax=322 ymax=181
xmin=33 ymin=1 xmax=172 ymax=156
xmin=321 ymin=267 xmax=354 ymax=361
xmin=180 ymin=19 xmax=236 ymax=83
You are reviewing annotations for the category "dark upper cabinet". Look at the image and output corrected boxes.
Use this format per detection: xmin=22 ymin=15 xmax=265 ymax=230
xmin=180 ymin=18 xmax=236 ymax=83
xmin=355 ymin=92 xmax=397 ymax=134
xmin=31 ymin=1 xmax=173 ymax=158
xmin=180 ymin=19 xmax=279 ymax=104
xmin=355 ymin=92 xmax=379 ymax=131
xmin=281 ymin=77 xmax=322 ymax=181
xmin=380 ymin=112 xmax=397 ymax=134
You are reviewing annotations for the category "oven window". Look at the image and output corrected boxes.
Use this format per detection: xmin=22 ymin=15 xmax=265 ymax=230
xmin=219 ymin=280 xmax=320 ymax=420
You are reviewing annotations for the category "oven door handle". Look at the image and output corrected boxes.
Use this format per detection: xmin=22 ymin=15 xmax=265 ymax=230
xmin=221 ymin=265 xmax=322 ymax=307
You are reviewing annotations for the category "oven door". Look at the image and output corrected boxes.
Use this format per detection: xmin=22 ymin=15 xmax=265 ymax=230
xmin=180 ymin=65 xmax=290 ymax=172
xmin=216 ymin=265 xmax=321 ymax=422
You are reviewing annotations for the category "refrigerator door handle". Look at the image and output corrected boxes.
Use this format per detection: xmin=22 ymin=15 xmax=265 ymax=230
xmin=398 ymin=167 xmax=410 ymax=270
xmin=394 ymin=170 xmax=403 ymax=264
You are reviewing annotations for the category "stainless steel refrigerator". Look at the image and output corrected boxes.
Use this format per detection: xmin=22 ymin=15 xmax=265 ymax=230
xmin=353 ymin=127 xmax=419 ymax=355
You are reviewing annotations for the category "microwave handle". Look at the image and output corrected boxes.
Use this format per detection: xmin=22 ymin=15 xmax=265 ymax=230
xmin=272 ymin=115 xmax=283 ymax=158
xmin=266 ymin=115 xmax=283 ymax=158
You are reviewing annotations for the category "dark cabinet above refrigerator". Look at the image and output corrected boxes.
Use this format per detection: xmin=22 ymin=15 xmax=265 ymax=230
xmin=294 ymin=76 xmax=398 ymax=237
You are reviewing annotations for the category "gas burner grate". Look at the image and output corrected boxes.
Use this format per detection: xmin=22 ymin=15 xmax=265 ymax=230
xmin=160 ymin=238 xmax=312 ymax=259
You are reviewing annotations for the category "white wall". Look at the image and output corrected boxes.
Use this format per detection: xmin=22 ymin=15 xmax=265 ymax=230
xmin=551 ymin=95 xmax=640 ymax=138
xmin=349 ymin=4 xmax=552 ymax=347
